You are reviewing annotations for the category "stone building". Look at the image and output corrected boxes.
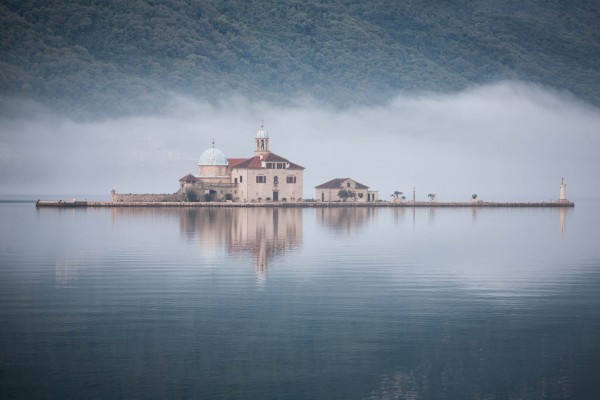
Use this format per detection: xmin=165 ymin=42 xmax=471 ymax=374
xmin=315 ymin=178 xmax=379 ymax=203
xmin=178 ymin=126 xmax=305 ymax=202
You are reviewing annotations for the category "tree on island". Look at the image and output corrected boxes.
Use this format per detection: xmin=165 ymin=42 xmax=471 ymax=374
xmin=185 ymin=190 xmax=198 ymax=202
xmin=428 ymin=193 xmax=437 ymax=201
xmin=472 ymin=194 xmax=478 ymax=200
xmin=204 ymin=190 xmax=217 ymax=202
xmin=390 ymin=191 xmax=403 ymax=199
xmin=338 ymin=189 xmax=356 ymax=202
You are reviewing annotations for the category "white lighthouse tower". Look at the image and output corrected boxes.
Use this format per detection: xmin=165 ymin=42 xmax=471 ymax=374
xmin=559 ymin=178 xmax=567 ymax=203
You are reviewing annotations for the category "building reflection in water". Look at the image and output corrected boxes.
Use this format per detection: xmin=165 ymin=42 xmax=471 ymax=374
xmin=316 ymin=207 xmax=377 ymax=233
xmin=55 ymin=255 xmax=81 ymax=287
xmin=179 ymin=208 xmax=303 ymax=278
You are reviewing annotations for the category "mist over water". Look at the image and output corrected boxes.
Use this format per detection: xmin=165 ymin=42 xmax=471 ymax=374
xmin=1 ymin=81 xmax=599 ymax=200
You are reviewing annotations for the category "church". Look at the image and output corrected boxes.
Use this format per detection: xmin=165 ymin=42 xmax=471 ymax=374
xmin=178 ymin=126 xmax=305 ymax=203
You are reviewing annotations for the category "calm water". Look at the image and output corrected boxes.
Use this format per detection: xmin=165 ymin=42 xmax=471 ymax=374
xmin=1 ymin=201 xmax=599 ymax=399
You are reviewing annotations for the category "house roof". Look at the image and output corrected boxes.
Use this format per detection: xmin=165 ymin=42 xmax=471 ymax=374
xmin=228 ymin=152 xmax=305 ymax=170
xmin=227 ymin=158 xmax=249 ymax=168
xmin=315 ymin=178 xmax=369 ymax=189
xmin=179 ymin=173 xmax=198 ymax=182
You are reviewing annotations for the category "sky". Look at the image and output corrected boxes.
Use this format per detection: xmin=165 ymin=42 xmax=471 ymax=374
xmin=0 ymin=81 xmax=599 ymax=201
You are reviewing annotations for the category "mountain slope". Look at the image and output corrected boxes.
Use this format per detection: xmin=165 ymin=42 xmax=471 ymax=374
xmin=1 ymin=0 xmax=599 ymax=117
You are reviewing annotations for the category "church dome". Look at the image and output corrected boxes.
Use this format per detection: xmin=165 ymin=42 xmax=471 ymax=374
xmin=256 ymin=127 xmax=269 ymax=138
xmin=198 ymin=147 xmax=227 ymax=166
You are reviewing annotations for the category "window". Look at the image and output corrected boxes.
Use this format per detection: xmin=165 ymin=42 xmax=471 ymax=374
xmin=240 ymin=176 xmax=243 ymax=183
xmin=286 ymin=176 xmax=296 ymax=184
xmin=256 ymin=175 xmax=266 ymax=183
xmin=347 ymin=183 xmax=351 ymax=187
xmin=274 ymin=176 xmax=278 ymax=184
xmin=277 ymin=163 xmax=285 ymax=169
xmin=234 ymin=178 xmax=238 ymax=183
xmin=266 ymin=162 xmax=274 ymax=169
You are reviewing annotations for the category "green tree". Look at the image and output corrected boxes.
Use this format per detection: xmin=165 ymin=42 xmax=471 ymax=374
xmin=204 ymin=190 xmax=217 ymax=202
xmin=338 ymin=189 xmax=356 ymax=202
xmin=391 ymin=191 xmax=403 ymax=200
xmin=185 ymin=190 xmax=197 ymax=202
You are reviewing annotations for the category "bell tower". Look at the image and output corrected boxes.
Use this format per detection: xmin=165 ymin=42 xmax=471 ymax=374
xmin=255 ymin=123 xmax=270 ymax=156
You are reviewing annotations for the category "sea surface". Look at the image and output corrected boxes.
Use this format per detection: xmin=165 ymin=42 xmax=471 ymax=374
xmin=1 ymin=200 xmax=599 ymax=399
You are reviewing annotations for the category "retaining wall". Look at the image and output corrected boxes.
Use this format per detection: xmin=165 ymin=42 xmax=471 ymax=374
xmin=112 ymin=193 xmax=183 ymax=202
xmin=77 ymin=200 xmax=574 ymax=208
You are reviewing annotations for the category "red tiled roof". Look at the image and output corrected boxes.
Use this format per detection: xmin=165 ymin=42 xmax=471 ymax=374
xmin=286 ymin=162 xmax=305 ymax=170
xmin=179 ymin=173 xmax=198 ymax=182
xmin=315 ymin=178 xmax=369 ymax=189
xmin=229 ymin=156 xmax=262 ymax=169
xmin=263 ymin=153 xmax=288 ymax=162
xmin=227 ymin=158 xmax=249 ymax=168
xmin=228 ymin=152 xmax=305 ymax=170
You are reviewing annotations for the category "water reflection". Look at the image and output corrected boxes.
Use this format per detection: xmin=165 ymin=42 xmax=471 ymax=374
xmin=391 ymin=205 xmax=570 ymax=238
xmin=55 ymin=255 xmax=81 ymax=287
xmin=109 ymin=207 xmax=303 ymax=277
xmin=179 ymin=208 xmax=303 ymax=276
xmin=4 ymin=202 xmax=598 ymax=399
xmin=392 ymin=207 xmax=406 ymax=224
xmin=560 ymin=207 xmax=566 ymax=238
xmin=316 ymin=207 xmax=378 ymax=233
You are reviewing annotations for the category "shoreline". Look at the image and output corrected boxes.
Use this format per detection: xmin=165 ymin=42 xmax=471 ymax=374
xmin=36 ymin=200 xmax=575 ymax=208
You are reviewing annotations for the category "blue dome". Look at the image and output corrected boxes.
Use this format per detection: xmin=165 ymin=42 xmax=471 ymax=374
xmin=256 ymin=128 xmax=269 ymax=139
xmin=198 ymin=147 xmax=227 ymax=166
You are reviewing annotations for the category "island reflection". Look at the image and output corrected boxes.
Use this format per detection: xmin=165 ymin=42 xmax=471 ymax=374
xmin=179 ymin=208 xmax=303 ymax=276
xmin=316 ymin=207 xmax=378 ymax=233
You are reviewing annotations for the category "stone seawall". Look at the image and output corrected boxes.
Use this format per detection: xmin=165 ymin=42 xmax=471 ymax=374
xmin=37 ymin=200 xmax=574 ymax=208
xmin=111 ymin=193 xmax=183 ymax=203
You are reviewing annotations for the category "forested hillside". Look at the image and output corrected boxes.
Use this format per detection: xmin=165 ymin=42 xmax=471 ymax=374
xmin=1 ymin=0 xmax=599 ymax=117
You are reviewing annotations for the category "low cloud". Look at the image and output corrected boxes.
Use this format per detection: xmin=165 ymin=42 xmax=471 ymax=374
xmin=1 ymin=81 xmax=598 ymax=201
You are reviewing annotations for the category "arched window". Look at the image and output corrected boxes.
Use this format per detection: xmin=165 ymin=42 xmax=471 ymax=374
xmin=274 ymin=176 xmax=279 ymax=184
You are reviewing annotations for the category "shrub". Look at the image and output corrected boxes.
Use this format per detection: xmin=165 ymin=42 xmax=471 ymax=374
xmin=185 ymin=190 xmax=198 ymax=202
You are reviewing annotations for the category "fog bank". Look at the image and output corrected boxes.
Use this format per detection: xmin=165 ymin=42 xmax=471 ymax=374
xmin=1 ymin=82 xmax=598 ymax=201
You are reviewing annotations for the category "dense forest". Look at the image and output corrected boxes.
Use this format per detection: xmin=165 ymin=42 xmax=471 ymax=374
xmin=1 ymin=0 xmax=599 ymax=117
